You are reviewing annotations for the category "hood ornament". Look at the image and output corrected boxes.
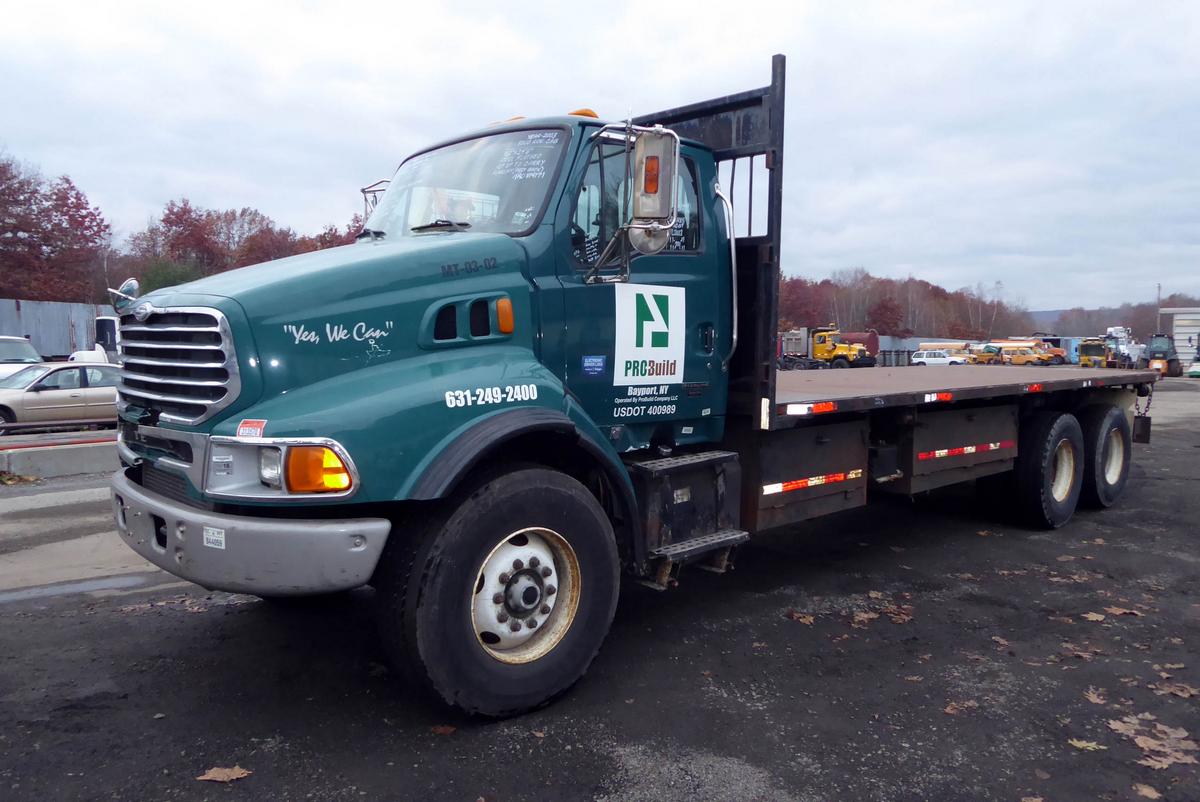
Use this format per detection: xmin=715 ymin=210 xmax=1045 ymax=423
xmin=133 ymin=302 xmax=154 ymax=322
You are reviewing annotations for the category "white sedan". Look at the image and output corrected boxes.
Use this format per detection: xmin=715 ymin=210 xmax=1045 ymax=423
xmin=911 ymin=350 xmax=965 ymax=366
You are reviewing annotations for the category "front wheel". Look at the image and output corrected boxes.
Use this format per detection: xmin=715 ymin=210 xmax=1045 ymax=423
xmin=375 ymin=468 xmax=620 ymax=716
xmin=831 ymin=358 xmax=850 ymax=369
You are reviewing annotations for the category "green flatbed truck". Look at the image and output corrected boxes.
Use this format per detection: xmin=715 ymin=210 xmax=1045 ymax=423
xmin=110 ymin=56 xmax=1158 ymax=715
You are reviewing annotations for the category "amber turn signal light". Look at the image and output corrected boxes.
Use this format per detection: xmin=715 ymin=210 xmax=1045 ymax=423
xmin=286 ymin=446 xmax=352 ymax=493
xmin=496 ymin=297 xmax=514 ymax=334
xmin=643 ymin=156 xmax=660 ymax=194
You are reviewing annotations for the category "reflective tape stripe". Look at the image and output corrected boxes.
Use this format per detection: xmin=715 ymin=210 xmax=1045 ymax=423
xmin=918 ymin=439 xmax=1016 ymax=461
xmin=763 ymin=468 xmax=865 ymax=495
xmin=923 ymin=392 xmax=954 ymax=402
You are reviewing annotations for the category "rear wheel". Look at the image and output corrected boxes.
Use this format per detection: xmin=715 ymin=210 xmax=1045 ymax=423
xmin=913 ymin=361 xmax=925 ymax=366
xmin=1077 ymin=405 xmax=1131 ymax=508
xmin=1167 ymin=359 xmax=1182 ymax=377
xmin=1014 ymin=411 xmax=1084 ymax=529
xmin=1051 ymin=355 xmax=1064 ymax=365
xmin=375 ymin=468 xmax=620 ymax=716
xmin=0 ymin=407 xmax=13 ymax=436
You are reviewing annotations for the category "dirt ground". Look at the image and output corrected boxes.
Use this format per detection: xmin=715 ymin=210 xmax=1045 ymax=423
xmin=0 ymin=379 xmax=1197 ymax=801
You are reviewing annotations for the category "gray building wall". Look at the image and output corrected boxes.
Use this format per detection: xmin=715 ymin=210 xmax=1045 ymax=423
xmin=0 ymin=298 xmax=116 ymax=357
xmin=1161 ymin=307 xmax=1200 ymax=361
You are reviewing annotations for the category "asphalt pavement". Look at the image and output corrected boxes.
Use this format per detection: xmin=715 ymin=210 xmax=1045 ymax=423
xmin=0 ymin=380 xmax=1197 ymax=801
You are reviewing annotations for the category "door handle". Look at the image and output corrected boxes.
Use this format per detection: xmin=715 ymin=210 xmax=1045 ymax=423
xmin=70 ymin=393 xmax=83 ymax=398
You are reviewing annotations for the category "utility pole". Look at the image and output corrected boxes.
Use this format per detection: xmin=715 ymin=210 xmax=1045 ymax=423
xmin=1156 ymin=283 xmax=1162 ymax=333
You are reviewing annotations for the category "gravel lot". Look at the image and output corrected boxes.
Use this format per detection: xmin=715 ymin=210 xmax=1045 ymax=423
xmin=1 ymin=378 xmax=1197 ymax=801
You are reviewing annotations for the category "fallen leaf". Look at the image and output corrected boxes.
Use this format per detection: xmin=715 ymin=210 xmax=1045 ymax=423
xmin=1056 ymin=555 xmax=1076 ymax=562
xmin=943 ymin=700 xmax=978 ymax=715
xmin=196 ymin=766 xmax=252 ymax=783
xmin=1132 ymin=783 xmax=1162 ymax=799
xmin=1021 ymin=797 xmax=1043 ymax=802
xmin=752 ymin=641 xmax=768 ymax=649
xmin=1092 ymin=538 xmax=1106 ymax=545
xmin=1104 ymin=606 xmax=1144 ymax=617
xmin=904 ymin=675 xmax=923 ymax=682
xmin=153 ymin=712 xmax=166 ymax=720
xmin=1034 ymin=769 xmax=1051 ymax=780
xmin=701 ymin=670 xmax=713 ymax=678
xmin=531 ymin=730 xmax=545 ymax=739
xmin=1083 ymin=687 xmax=1107 ymax=705
xmin=830 ymin=634 xmax=851 ymax=643
xmin=1148 ymin=682 xmax=1198 ymax=699
xmin=785 ymin=609 xmax=814 ymax=625
xmin=430 ymin=725 xmax=457 ymax=735
xmin=976 ymin=530 xmax=992 ymax=537
xmin=868 ymin=591 xmax=885 ymax=599
xmin=992 ymin=636 xmax=1010 ymax=649
xmin=1164 ymin=663 xmax=1185 ymax=670
xmin=1081 ymin=612 xmax=1106 ymax=622
xmin=883 ymin=604 xmax=914 ymax=624
xmin=1067 ymin=739 xmax=1107 ymax=751
xmin=851 ymin=611 xmax=879 ymax=629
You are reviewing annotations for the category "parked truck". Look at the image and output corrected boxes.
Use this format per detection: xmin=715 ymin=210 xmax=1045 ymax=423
xmin=779 ymin=325 xmax=876 ymax=368
xmin=109 ymin=56 xmax=1158 ymax=716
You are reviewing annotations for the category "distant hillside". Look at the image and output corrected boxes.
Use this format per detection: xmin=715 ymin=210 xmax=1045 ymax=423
xmin=1027 ymin=310 xmax=1064 ymax=329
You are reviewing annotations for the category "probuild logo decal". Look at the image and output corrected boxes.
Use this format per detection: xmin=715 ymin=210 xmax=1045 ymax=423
xmin=614 ymin=284 xmax=685 ymax=386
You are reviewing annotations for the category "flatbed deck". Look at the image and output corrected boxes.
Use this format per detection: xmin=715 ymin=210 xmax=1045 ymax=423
xmin=772 ymin=365 xmax=1157 ymax=423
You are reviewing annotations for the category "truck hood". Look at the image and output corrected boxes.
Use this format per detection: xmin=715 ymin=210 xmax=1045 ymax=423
xmin=140 ymin=232 xmax=531 ymax=408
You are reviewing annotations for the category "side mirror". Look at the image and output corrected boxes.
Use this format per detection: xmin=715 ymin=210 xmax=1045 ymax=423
xmin=628 ymin=127 xmax=679 ymax=255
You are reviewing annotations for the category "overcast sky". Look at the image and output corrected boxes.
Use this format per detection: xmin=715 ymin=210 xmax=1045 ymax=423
xmin=3 ymin=1 xmax=1197 ymax=309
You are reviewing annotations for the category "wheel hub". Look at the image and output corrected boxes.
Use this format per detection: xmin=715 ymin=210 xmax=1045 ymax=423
xmin=471 ymin=528 xmax=577 ymax=663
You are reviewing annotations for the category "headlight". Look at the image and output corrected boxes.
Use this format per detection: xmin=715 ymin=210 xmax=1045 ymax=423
xmin=258 ymin=446 xmax=283 ymax=488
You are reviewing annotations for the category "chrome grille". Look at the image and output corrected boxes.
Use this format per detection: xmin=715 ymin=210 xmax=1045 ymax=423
xmin=118 ymin=306 xmax=240 ymax=425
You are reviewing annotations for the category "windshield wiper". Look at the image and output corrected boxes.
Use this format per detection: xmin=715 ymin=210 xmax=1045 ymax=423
xmin=356 ymin=228 xmax=387 ymax=241
xmin=411 ymin=219 xmax=471 ymax=232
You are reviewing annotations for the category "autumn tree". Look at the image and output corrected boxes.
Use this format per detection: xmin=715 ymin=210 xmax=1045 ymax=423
xmin=865 ymin=296 xmax=904 ymax=335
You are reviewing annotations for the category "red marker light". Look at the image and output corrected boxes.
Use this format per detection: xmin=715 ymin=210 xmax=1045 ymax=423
xmin=1027 ymin=383 xmax=1043 ymax=393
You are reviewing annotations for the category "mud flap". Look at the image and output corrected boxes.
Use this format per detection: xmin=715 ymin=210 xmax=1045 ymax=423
xmin=1132 ymin=415 xmax=1152 ymax=444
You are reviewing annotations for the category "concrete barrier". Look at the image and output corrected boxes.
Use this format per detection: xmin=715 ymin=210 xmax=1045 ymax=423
xmin=0 ymin=442 xmax=117 ymax=479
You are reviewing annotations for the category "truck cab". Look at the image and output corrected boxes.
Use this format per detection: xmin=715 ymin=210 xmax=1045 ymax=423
xmin=810 ymin=326 xmax=875 ymax=368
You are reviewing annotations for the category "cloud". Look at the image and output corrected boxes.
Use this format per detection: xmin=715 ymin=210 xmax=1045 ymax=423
xmin=2 ymin=0 xmax=1197 ymax=308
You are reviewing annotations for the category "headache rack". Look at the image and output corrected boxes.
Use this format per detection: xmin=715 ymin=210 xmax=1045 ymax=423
xmin=634 ymin=53 xmax=786 ymax=430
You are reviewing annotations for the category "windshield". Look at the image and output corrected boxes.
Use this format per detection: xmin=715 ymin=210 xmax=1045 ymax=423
xmin=1148 ymin=336 xmax=1171 ymax=351
xmin=0 ymin=339 xmax=41 ymax=363
xmin=1080 ymin=343 xmax=1104 ymax=356
xmin=0 ymin=364 xmax=51 ymax=389
xmin=366 ymin=129 xmax=566 ymax=238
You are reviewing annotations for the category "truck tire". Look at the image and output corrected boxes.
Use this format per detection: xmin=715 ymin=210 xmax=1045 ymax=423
xmin=1076 ymin=405 xmax=1131 ymax=508
xmin=831 ymin=358 xmax=850 ymax=369
xmin=375 ymin=467 xmax=620 ymax=717
xmin=1168 ymin=359 xmax=1182 ymax=378
xmin=1014 ymin=411 xmax=1084 ymax=529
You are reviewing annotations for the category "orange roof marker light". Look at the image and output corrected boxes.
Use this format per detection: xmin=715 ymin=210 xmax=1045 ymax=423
xmin=568 ymin=108 xmax=599 ymax=118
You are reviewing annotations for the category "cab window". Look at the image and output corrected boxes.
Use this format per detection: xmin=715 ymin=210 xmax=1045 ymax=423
xmin=571 ymin=143 xmax=701 ymax=266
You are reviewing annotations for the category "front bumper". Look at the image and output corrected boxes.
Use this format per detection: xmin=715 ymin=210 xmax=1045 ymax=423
xmin=853 ymin=356 xmax=877 ymax=367
xmin=111 ymin=470 xmax=391 ymax=596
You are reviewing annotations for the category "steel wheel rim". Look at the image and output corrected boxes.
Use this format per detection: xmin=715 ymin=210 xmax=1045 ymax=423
xmin=471 ymin=527 xmax=581 ymax=665
xmin=1050 ymin=438 xmax=1076 ymax=502
xmin=1103 ymin=427 xmax=1125 ymax=486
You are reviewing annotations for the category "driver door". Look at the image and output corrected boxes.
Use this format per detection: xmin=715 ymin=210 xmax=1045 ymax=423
xmin=553 ymin=137 xmax=730 ymax=450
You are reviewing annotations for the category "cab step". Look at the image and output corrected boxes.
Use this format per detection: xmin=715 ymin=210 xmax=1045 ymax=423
xmin=641 ymin=529 xmax=749 ymax=591
xmin=649 ymin=528 xmax=749 ymax=561
xmin=626 ymin=449 xmax=738 ymax=477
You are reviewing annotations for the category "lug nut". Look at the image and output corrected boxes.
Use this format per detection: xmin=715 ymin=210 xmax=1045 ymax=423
xmin=509 ymin=620 xmax=521 ymax=632
xmin=540 ymin=566 xmax=552 ymax=578
xmin=546 ymin=585 xmax=556 ymax=596
xmin=499 ymin=572 xmax=511 ymax=584
xmin=512 ymin=559 xmax=524 ymax=570
xmin=529 ymin=556 xmax=540 ymax=568
xmin=497 ymin=612 xmax=509 ymax=623
xmin=492 ymin=593 xmax=504 ymax=605
xmin=540 ymin=604 xmax=551 ymax=614
xmin=526 ymin=618 xmax=538 ymax=629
